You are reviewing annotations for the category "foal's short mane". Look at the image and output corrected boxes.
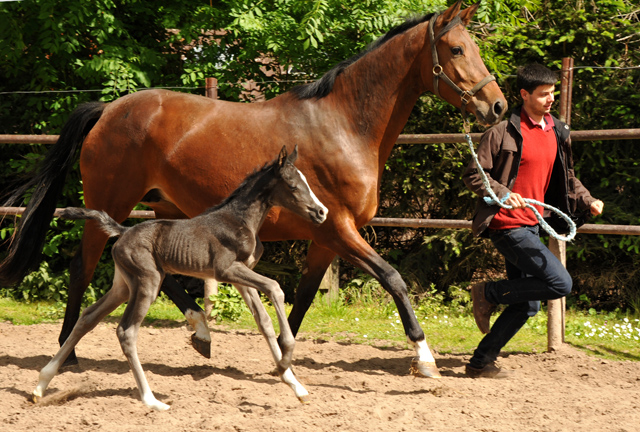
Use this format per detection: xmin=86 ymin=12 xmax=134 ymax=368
xmin=290 ymin=13 xmax=436 ymax=100
xmin=204 ymin=157 xmax=280 ymax=214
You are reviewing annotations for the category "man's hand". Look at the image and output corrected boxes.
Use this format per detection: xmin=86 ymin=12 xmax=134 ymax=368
xmin=591 ymin=200 xmax=604 ymax=216
xmin=504 ymin=192 xmax=527 ymax=210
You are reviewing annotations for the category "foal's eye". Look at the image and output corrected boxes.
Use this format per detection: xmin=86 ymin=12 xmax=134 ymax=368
xmin=451 ymin=46 xmax=464 ymax=56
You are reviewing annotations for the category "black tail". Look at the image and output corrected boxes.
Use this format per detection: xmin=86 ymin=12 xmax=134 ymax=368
xmin=0 ymin=102 xmax=106 ymax=286
xmin=60 ymin=208 xmax=127 ymax=238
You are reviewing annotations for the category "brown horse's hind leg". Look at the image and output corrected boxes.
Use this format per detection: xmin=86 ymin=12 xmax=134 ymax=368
xmin=59 ymin=220 xmax=111 ymax=366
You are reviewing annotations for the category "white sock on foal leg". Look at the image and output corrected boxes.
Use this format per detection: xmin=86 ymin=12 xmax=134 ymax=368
xmin=281 ymin=368 xmax=309 ymax=403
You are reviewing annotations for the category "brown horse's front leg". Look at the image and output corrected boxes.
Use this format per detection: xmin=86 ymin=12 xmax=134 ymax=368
xmin=285 ymin=241 xmax=336 ymax=338
xmin=304 ymin=227 xmax=441 ymax=378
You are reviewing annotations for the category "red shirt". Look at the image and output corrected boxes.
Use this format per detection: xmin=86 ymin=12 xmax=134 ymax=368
xmin=489 ymin=109 xmax=557 ymax=230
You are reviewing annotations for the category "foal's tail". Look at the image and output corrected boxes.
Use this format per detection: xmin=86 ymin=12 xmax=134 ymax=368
xmin=60 ymin=208 xmax=127 ymax=238
xmin=0 ymin=102 xmax=106 ymax=286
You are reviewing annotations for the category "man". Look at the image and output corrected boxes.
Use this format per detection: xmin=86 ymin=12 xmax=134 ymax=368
xmin=462 ymin=63 xmax=604 ymax=378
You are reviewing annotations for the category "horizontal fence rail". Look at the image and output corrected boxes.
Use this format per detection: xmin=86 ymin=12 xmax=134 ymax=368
xmin=1 ymin=207 xmax=639 ymax=236
xmin=2 ymin=129 xmax=640 ymax=146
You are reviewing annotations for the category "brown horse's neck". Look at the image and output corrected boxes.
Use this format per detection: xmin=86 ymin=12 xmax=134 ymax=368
xmin=326 ymin=20 xmax=431 ymax=167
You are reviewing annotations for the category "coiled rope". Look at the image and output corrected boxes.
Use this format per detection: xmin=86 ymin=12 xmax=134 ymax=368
xmin=465 ymin=133 xmax=577 ymax=242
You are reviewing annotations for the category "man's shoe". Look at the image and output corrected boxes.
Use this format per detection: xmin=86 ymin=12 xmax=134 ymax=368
xmin=471 ymin=282 xmax=496 ymax=334
xmin=465 ymin=362 xmax=514 ymax=379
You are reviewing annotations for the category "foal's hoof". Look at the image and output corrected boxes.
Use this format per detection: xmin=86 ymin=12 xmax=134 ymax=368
xmin=410 ymin=358 xmax=442 ymax=378
xmin=298 ymin=394 xmax=311 ymax=404
xmin=191 ymin=333 xmax=211 ymax=358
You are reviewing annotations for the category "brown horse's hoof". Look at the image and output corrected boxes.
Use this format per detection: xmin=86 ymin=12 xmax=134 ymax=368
xmin=410 ymin=358 xmax=442 ymax=378
xmin=31 ymin=394 xmax=40 ymax=404
xmin=191 ymin=333 xmax=211 ymax=358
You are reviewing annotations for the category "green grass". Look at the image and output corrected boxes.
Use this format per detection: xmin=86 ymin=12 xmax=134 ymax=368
xmin=1 ymin=294 xmax=638 ymax=362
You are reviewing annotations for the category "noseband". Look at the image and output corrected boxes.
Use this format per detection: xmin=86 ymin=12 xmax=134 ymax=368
xmin=428 ymin=12 xmax=496 ymax=130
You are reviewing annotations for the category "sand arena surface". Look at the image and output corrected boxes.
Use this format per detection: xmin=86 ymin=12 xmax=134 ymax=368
xmin=1 ymin=320 xmax=639 ymax=431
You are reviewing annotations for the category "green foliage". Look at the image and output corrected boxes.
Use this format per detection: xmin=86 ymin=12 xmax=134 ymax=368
xmin=207 ymin=284 xmax=248 ymax=322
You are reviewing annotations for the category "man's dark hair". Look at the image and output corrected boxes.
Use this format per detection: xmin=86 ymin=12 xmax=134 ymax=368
xmin=517 ymin=64 xmax=558 ymax=94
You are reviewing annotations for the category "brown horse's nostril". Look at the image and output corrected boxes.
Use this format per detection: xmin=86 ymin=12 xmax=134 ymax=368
xmin=493 ymin=100 xmax=505 ymax=117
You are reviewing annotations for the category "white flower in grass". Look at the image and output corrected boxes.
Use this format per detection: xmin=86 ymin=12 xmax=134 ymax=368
xmin=355 ymin=317 xmax=359 ymax=322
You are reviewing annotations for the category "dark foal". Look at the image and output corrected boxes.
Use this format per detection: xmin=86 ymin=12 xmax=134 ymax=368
xmin=33 ymin=146 xmax=327 ymax=410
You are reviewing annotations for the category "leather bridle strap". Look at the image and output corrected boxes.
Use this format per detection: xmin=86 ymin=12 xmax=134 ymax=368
xmin=428 ymin=12 xmax=496 ymax=127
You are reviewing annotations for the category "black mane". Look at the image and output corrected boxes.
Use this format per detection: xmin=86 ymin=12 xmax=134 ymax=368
xmin=290 ymin=13 xmax=436 ymax=100
xmin=203 ymin=156 xmax=280 ymax=215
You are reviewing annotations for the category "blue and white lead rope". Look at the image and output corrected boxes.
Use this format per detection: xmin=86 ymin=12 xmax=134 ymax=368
xmin=465 ymin=133 xmax=577 ymax=242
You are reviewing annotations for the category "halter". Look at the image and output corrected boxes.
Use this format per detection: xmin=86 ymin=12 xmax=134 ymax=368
xmin=428 ymin=12 xmax=496 ymax=132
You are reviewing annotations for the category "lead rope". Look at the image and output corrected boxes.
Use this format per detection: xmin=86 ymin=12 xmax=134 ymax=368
xmin=463 ymin=128 xmax=577 ymax=242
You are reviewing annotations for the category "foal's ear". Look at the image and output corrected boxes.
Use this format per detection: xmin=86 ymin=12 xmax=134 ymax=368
xmin=287 ymin=145 xmax=299 ymax=164
xmin=459 ymin=1 xmax=481 ymax=26
xmin=278 ymin=145 xmax=288 ymax=168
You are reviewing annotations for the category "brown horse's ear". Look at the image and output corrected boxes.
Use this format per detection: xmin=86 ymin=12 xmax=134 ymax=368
xmin=278 ymin=145 xmax=288 ymax=168
xmin=459 ymin=1 xmax=481 ymax=26
xmin=441 ymin=0 xmax=463 ymax=25
xmin=287 ymin=145 xmax=299 ymax=164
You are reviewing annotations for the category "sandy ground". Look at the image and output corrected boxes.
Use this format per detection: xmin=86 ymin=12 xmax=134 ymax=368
xmin=1 ymin=320 xmax=639 ymax=432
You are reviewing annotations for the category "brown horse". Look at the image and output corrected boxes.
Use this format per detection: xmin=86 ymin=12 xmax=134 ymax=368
xmin=1 ymin=1 xmax=506 ymax=377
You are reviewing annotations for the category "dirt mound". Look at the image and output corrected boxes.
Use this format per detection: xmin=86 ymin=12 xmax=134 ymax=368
xmin=1 ymin=321 xmax=638 ymax=431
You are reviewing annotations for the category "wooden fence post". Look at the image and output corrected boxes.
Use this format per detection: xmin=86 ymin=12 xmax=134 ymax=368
xmin=547 ymin=57 xmax=574 ymax=351
xmin=319 ymin=257 xmax=340 ymax=303
xmin=205 ymin=77 xmax=218 ymax=100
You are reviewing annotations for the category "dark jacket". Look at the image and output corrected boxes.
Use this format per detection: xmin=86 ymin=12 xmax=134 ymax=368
xmin=463 ymin=106 xmax=596 ymax=237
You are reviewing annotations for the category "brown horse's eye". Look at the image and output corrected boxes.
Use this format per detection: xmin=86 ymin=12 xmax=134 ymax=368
xmin=451 ymin=46 xmax=464 ymax=56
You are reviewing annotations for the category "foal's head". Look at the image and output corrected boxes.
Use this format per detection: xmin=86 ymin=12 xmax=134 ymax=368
xmin=271 ymin=146 xmax=328 ymax=225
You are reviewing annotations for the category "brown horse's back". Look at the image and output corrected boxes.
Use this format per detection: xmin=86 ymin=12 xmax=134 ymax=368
xmin=79 ymin=89 xmax=335 ymax=241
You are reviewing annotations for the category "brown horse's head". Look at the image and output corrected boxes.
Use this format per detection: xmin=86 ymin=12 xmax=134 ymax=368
xmin=422 ymin=0 xmax=507 ymax=126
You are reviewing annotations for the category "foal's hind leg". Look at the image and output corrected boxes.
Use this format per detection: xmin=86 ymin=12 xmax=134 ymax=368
xmin=34 ymin=268 xmax=129 ymax=401
xmin=117 ymin=268 xmax=170 ymax=411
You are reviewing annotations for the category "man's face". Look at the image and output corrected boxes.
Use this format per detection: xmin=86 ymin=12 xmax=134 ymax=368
xmin=520 ymin=84 xmax=555 ymax=119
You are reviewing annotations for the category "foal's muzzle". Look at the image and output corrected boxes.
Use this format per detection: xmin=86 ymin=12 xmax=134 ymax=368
xmin=310 ymin=205 xmax=328 ymax=225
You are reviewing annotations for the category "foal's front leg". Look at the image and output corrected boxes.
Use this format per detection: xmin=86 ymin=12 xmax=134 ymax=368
xmin=224 ymin=263 xmax=309 ymax=403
